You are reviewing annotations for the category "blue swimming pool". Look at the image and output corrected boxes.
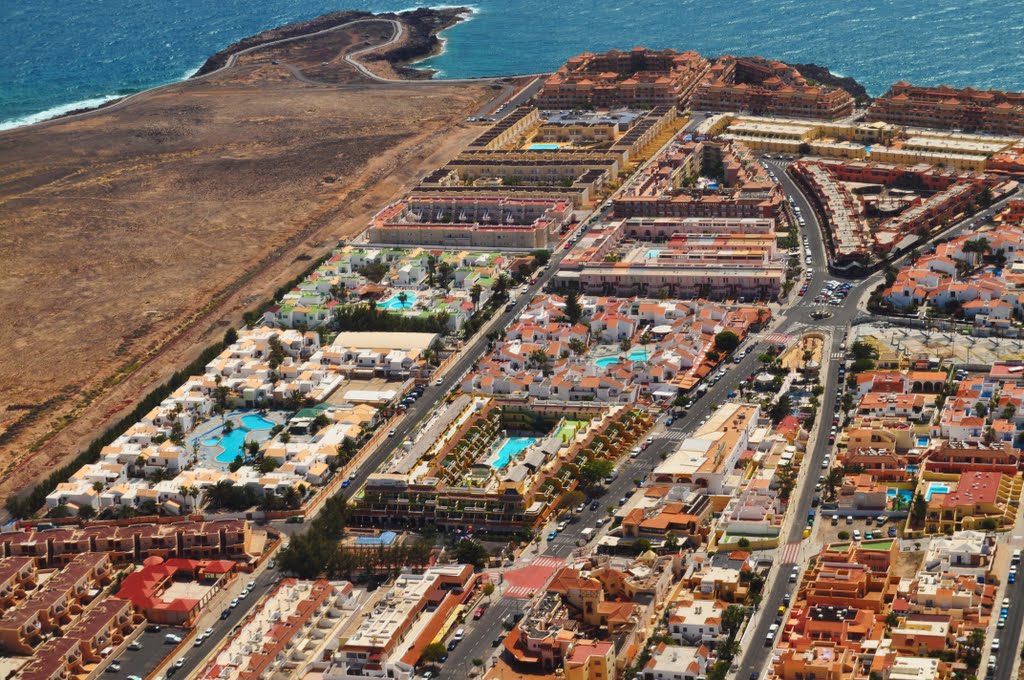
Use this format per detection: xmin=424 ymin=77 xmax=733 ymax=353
xmin=916 ymin=435 xmax=930 ymax=447
xmin=886 ymin=488 xmax=913 ymax=506
xmin=201 ymin=437 xmax=221 ymax=447
xmin=380 ymin=292 xmax=417 ymax=310
xmin=528 ymin=143 xmax=560 ymax=151
xmin=645 ymin=249 xmax=661 ymax=259
xmin=241 ymin=414 xmax=274 ymax=430
xmin=213 ymin=429 xmax=250 ymax=464
xmin=490 ymin=436 xmax=538 ymax=469
xmin=924 ymin=481 xmax=952 ymax=502
xmin=627 ymin=349 xmax=649 ymax=362
xmin=595 ymin=356 xmax=620 ymax=368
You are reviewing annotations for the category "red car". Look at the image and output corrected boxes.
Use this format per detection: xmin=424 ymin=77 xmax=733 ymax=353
xmin=473 ymin=607 xmax=486 ymax=620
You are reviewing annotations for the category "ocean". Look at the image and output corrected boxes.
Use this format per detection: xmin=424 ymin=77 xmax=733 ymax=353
xmin=4 ymin=0 xmax=1024 ymax=130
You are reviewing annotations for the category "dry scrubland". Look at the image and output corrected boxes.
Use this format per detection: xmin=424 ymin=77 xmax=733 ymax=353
xmin=0 ymin=20 xmax=490 ymax=504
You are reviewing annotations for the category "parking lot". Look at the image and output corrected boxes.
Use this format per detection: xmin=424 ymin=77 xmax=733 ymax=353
xmin=799 ymin=278 xmax=853 ymax=306
xmin=107 ymin=627 xmax=181 ymax=679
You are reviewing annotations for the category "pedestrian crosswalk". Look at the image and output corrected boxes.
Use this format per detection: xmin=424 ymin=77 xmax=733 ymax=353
xmin=763 ymin=333 xmax=792 ymax=346
xmin=829 ymin=351 xmax=845 ymax=360
xmin=504 ymin=585 xmax=537 ymax=598
xmin=531 ymin=557 xmax=565 ymax=570
xmin=780 ymin=541 xmax=801 ymax=565
xmin=662 ymin=429 xmax=688 ymax=442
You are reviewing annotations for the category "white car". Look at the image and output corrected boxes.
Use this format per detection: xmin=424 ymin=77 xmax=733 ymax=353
xmin=230 ymin=599 xmax=239 ymax=608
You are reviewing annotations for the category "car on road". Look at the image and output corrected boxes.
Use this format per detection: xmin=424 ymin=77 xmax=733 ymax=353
xmin=474 ymin=606 xmax=486 ymax=620
xmin=991 ymin=638 xmax=1000 ymax=652
xmin=630 ymin=447 xmax=641 ymax=458
xmin=106 ymin=662 xmax=121 ymax=673
xmin=547 ymin=530 xmax=557 ymax=540
xmin=575 ymin=503 xmax=585 ymax=513
xmin=557 ymin=520 xmax=568 ymax=532
xmin=589 ymin=500 xmax=600 ymax=511
xmin=388 ymin=429 xmax=397 ymax=437
xmin=435 ymin=378 xmax=444 ymax=386
xmin=230 ymin=599 xmax=239 ymax=609
xmin=618 ymin=496 xmax=629 ymax=506
xmin=220 ymin=608 xmax=230 ymax=619
xmin=1009 ymin=572 xmax=1016 ymax=584
xmin=492 ymin=636 xmax=503 ymax=647
xmin=128 ymin=641 xmax=142 ymax=650
xmin=998 ymin=617 xmax=1006 ymax=629
xmin=165 ymin=634 xmax=182 ymax=644
xmin=174 ymin=658 xmax=187 ymax=669
xmin=789 ymin=566 xmax=799 ymax=583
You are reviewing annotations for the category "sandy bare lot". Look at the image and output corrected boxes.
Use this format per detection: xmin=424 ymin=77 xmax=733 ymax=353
xmin=0 ymin=20 xmax=490 ymax=504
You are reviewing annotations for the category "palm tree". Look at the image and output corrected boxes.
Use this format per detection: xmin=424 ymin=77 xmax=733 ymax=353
xmin=397 ymin=292 xmax=409 ymax=308
xmin=470 ymin=284 xmax=483 ymax=310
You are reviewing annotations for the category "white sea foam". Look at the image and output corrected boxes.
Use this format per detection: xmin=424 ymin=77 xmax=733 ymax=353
xmin=0 ymin=94 xmax=124 ymax=130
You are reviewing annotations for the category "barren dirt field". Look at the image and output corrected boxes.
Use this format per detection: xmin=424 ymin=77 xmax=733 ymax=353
xmin=0 ymin=20 xmax=491 ymax=504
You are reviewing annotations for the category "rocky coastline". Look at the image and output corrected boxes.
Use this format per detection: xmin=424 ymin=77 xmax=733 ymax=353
xmin=789 ymin=62 xmax=872 ymax=103
xmin=192 ymin=7 xmax=470 ymax=80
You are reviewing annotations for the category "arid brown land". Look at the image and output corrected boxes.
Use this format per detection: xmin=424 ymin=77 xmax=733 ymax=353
xmin=0 ymin=16 xmax=495 ymax=507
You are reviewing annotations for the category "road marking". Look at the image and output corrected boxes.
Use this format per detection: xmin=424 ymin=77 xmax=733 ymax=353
xmin=504 ymin=585 xmax=536 ymax=598
xmin=780 ymin=541 xmax=801 ymax=565
xmin=763 ymin=333 xmax=792 ymax=345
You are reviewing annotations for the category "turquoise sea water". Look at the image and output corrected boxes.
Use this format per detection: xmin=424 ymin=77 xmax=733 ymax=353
xmin=4 ymin=1 xmax=1024 ymax=129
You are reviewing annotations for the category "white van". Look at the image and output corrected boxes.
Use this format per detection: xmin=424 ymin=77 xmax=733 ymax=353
xmin=454 ymin=628 xmax=465 ymax=641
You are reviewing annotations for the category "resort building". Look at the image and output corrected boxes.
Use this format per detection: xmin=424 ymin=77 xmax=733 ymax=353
xmin=353 ymin=398 xmax=651 ymax=532
xmin=559 ymin=216 xmax=786 ymax=299
xmin=537 ymin=48 xmax=711 ymax=110
xmin=693 ymin=56 xmax=855 ymax=120
xmin=368 ymin=196 xmax=573 ymax=249
xmin=869 ymin=81 xmax=1024 ymax=135
xmin=612 ymin=138 xmax=785 ymax=220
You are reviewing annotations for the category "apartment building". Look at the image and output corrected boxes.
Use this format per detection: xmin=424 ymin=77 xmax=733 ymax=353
xmin=199 ymin=579 xmax=356 ymax=680
xmin=693 ymin=56 xmax=855 ymax=120
xmin=869 ymin=81 xmax=1024 ymax=135
xmin=369 ymin=196 xmax=572 ymax=249
xmin=537 ymin=48 xmax=711 ymax=110
xmin=324 ymin=566 xmax=473 ymax=680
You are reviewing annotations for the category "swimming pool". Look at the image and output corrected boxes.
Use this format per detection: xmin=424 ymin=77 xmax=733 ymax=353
xmin=490 ymin=436 xmax=538 ymax=469
xmin=213 ymin=428 xmax=250 ymax=464
xmin=595 ymin=356 xmax=620 ymax=368
xmin=645 ymin=249 xmax=661 ymax=259
xmin=886 ymin=488 xmax=913 ymax=506
xmin=241 ymin=414 xmax=274 ymax=430
xmin=924 ymin=481 xmax=952 ymax=502
xmin=379 ymin=292 xmax=417 ymax=310
xmin=527 ymin=143 xmax=560 ymax=151
xmin=626 ymin=349 xmax=649 ymax=362
xmin=916 ymin=435 xmax=930 ymax=447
